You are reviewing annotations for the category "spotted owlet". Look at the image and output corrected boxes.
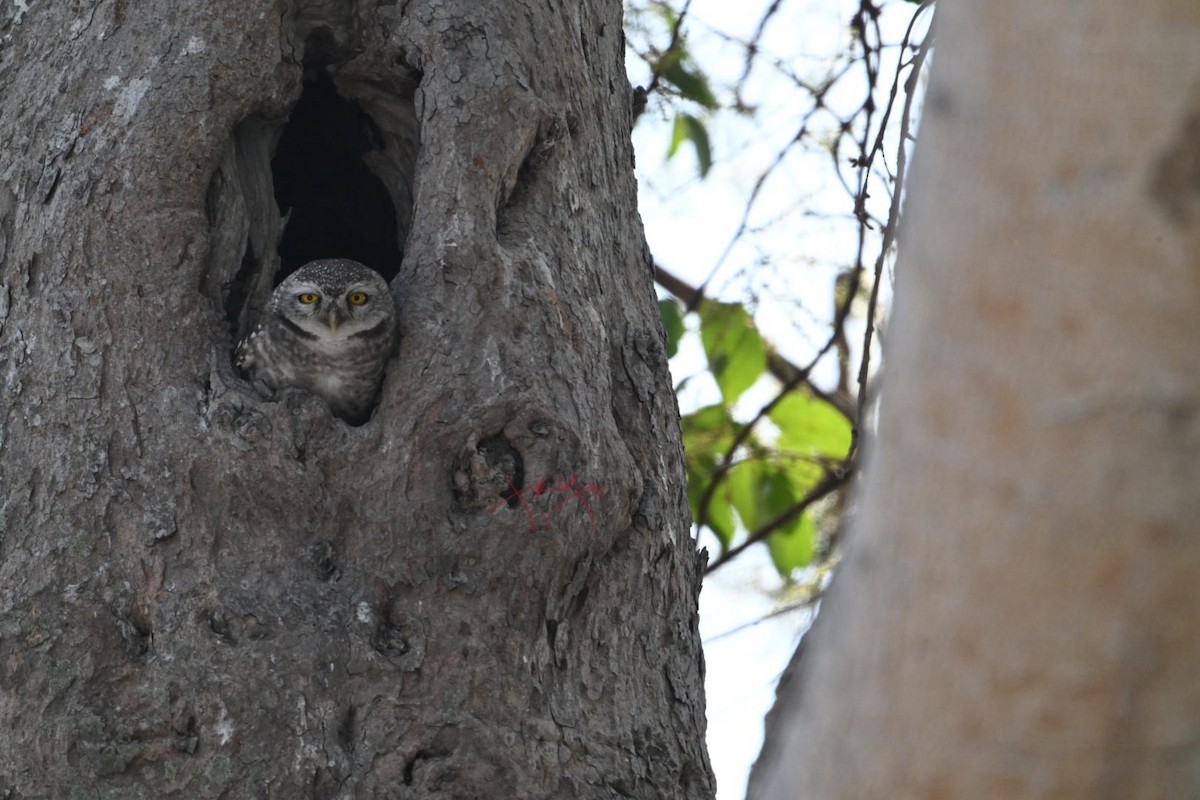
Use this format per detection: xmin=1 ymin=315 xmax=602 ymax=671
xmin=234 ymin=259 xmax=398 ymax=424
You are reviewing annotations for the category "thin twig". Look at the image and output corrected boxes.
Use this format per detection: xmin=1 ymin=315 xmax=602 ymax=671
xmin=852 ymin=2 xmax=936 ymax=459
xmin=703 ymin=588 xmax=826 ymax=644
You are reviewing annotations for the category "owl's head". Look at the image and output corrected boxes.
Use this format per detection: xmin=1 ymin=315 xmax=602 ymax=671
xmin=271 ymin=259 xmax=396 ymax=340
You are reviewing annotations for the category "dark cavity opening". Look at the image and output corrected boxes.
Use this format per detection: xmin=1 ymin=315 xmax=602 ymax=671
xmin=202 ymin=56 xmax=419 ymax=341
xmin=272 ymin=73 xmax=402 ymax=282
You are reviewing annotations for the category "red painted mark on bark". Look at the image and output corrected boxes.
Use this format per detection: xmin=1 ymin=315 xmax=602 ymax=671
xmin=491 ymin=474 xmax=605 ymax=531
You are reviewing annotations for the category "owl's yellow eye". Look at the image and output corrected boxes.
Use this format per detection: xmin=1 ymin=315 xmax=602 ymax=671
xmin=298 ymin=292 xmax=319 ymax=305
xmin=347 ymin=292 xmax=369 ymax=306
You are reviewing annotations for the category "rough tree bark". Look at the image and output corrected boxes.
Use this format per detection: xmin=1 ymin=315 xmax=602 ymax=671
xmin=0 ymin=2 xmax=714 ymax=798
xmin=748 ymin=2 xmax=1200 ymax=798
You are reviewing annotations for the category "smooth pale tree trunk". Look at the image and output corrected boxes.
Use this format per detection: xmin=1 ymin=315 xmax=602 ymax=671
xmin=749 ymin=2 xmax=1200 ymax=798
xmin=0 ymin=2 xmax=714 ymax=797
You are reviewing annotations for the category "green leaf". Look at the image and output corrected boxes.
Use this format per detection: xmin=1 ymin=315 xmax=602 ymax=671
xmin=760 ymin=467 xmax=795 ymax=525
xmin=658 ymin=299 xmax=685 ymax=358
xmin=648 ymin=47 xmax=685 ymax=88
xmin=729 ymin=460 xmax=817 ymax=575
xmin=668 ymin=114 xmax=689 ymax=159
xmin=687 ymin=465 xmax=735 ymax=550
xmin=683 ymin=114 xmax=712 ymax=176
xmin=682 ymin=115 xmax=713 ymax=176
xmin=727 ymin=459 xmax=765 ymax=532
xmin=681 ymin=404 xmax=740 ymax=453
xmin=769 ymin=392 xmax=852 ymax=460
xmin=765 ymin=512 xmax=816 ymax=575
xmin=681 ymin=405 xmax=742 ymax=548
xmin=780 ymin=456 xmax=824 ymax=499
xmin=727 ymin=460 xmax=795 ymax=532
xmin=661 ymin=60 xmax=719 ymax=110
xmin=667 ymin=114 xmax=713 ymax=177
xmin=698 ymin=301 xmax=767 ymax=406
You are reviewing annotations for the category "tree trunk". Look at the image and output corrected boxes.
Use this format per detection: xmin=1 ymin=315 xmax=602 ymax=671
xmin=0 ymin=2 xmax=714 ymax=798
xmin=748 ymin=2 xmax=1200 ymax=798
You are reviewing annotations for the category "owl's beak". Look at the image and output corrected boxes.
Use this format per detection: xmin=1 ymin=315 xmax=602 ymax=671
xmin=326 ymin=309 xmax=345 ymax=333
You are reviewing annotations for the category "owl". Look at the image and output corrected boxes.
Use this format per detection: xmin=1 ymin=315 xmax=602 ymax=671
xmin=234 ymin=259 xmax=398 ymax=424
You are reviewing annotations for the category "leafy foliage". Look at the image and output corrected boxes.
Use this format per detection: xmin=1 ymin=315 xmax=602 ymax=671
xmin=769 ymin=393 xmax=852 ymax=461
xmin=625 ymin=0 xmax=719 ymax=178
xmin=634 ymin=0 xmax=934 ymax=579
xmin=660 ymin=59 xmax=720 ymax=110
xmin=663 ymin=300 xmax=853 ymax=577
xmin=698 ymin=300 xmax=766 ymax=406
xmin=658 ymin=299 xmax=685 ymax=358
xmin=681 ymin=403 xmax=741 ymax=546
